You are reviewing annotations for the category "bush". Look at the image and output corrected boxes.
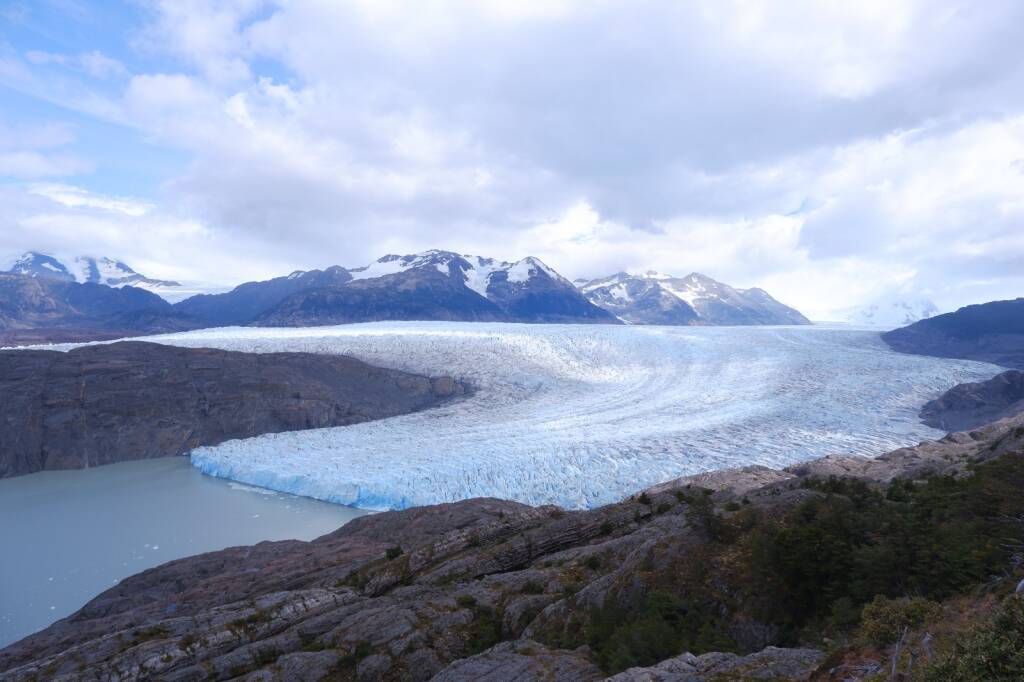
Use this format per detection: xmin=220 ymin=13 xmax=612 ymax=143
xmin=385 ymin=546 xmax=403 ymax=560
xmin=925 ymin=595 xmax=1024 ymax=681
xmin=585 ymin=590 xmax=734 ymax=673
xmin=522 ymin=580 xmax=544 ymax=595
xmin=859 ymin=595 xmax=940 ymax=646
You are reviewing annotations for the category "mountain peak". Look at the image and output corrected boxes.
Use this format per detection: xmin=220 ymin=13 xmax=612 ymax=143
xmin=579 ymin=269 xmax=809 ymax=326
xmin=4 ymin=251 xmax=181 ymax=292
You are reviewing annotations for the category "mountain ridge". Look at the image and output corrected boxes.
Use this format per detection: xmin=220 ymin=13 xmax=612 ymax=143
xmin=177 ymin=250 xmax=619 ymax=327
xmin=578 ymin=270 xmax=810 ymax=325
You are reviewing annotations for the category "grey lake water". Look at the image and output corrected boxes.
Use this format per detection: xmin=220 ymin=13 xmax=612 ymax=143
xmin=0 ymin=458 xmax=366 ymax=648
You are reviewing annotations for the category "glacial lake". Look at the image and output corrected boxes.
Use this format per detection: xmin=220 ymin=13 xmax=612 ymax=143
xmin=0 ymin=458 xmax=366 ymax=648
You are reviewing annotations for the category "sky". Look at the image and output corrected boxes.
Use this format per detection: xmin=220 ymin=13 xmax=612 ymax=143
xmin=1 ymin=0 xmax=1024 ymax=319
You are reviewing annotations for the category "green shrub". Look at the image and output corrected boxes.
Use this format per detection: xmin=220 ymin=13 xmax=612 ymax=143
xmin=385 ymin=546 xmax=403 ymax=559
xmin=586 ymin=589 xmax=735 ymax=673
xmin=925 ymin=595 xmax=1024 ymax=681
xmin=522 ymin=580 xmax=544 ymax=595
xmin=859 ymin=595 xmax=941 ymax=646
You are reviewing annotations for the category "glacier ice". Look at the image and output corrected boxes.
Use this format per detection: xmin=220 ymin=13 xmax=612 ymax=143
xmin=53 ymin=322 xmax=1000 ymax=510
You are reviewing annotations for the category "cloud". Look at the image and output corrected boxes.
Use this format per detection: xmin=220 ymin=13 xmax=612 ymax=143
xmin=2 ymin=0 xmax=1024 ymax=317
xmin=0 ymin=120 xmax=90 ymax=177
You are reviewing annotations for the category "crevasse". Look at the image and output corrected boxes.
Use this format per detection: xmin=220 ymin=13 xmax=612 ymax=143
xmin=115 ymin=322 xmax=996 ymax=510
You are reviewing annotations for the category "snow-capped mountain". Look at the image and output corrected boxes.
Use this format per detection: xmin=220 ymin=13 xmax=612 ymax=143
xmin=579 ymin=271 xmax=810 ymax=325
xmin=844 ymin=299 xmax=940 ymax=328
xmin=177 ymin=250 xmax=618 ymax=327
xmin=4 ymin=252 xmax=182 ymax=293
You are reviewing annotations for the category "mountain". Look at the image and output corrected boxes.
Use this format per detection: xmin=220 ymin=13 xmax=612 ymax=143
xmin=175 ymin=266 xmax=354 ymax=326
xmin=5 ymin=252 xmax=182 ymax=295
xmin=882 ymin=297 xmax=1024 ymax=368
xmin=0 ymin=273 xmax=195 ymax=341
xmin=178 ymin=250 xmax=618 ymax=326
xmin=842 ymin=298 xmax=940 ymax=328
xmin=579 ymin=271 xmax=810 ymax=325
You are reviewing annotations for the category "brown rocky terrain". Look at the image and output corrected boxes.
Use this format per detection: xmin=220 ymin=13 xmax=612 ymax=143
xmin=919 ymin=369 xmax=1024 ymax=432
xmin=3 ymin=410 xmax=1022 ymax=681
xmin=0 ymin=341 xmax=465 ymax=478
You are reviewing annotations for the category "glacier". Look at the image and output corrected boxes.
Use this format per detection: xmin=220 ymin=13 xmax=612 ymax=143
xmin=59 ymin=321 xmax=998 ymax=511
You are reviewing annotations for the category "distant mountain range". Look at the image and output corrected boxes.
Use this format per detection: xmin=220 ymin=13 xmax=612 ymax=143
xmin=578 ymin=271 xmax=810 ymax=325
xmin=1 ymin=249 xmax=816 ymax=339
xmin=178 ymin=250 xmax=618 ymax=326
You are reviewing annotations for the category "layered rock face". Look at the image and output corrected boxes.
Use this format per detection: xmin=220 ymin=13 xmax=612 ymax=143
xmin=0 ymin=341 xmax=464 ymax=478
xmin=4 ymin=410 xmax=1022 ymax=681
xmin=920 ymin=369 xmax=1024 ymax=432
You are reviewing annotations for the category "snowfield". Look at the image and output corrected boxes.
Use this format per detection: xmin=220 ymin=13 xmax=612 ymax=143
xmin=72 ymin=322 xmax=997 ymax=511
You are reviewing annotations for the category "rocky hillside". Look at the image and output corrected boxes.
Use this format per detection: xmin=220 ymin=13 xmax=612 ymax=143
xmin=920 ymin=369 xmax=1024 ymax=432
xmin=3 ymin=411 xmax=1022 ymax=680
xmin=882 ymin=297 xmax=1024 ymax=368
xmin=579 ymin=272 xmax=810 ymax=325
xmin=0 ymin=341 xmax=464 ymax=478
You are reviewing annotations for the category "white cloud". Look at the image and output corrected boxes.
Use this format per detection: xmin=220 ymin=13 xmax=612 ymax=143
xmin=2 ymin=0 xmax=1024 ymax=317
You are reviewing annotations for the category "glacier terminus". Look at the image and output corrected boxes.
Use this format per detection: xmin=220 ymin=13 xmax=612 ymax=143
xmin=65 ymin=322 xmax=1000 ymax=510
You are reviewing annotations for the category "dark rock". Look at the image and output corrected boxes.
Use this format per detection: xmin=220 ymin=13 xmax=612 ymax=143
xmin=604 ymin=646 xmax=825 ymax=681
xmin=882 ymin=297 xmax=1024 ymax=368
xmin=0 ymin=341 xmax=465 ymax=478
xmin=432 ymin=639 xmax=602 ymax=681
xmin=920 ymin=370 xmax=1024 ymax=431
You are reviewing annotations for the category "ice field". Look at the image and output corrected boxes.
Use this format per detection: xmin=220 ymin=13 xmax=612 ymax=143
xmin=74 ymin=322 xmax=998 ymax=510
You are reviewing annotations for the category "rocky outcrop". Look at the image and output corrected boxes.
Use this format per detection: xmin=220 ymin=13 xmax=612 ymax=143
xmin=882 ymin=297 xmax=1024 ymax=368
xmin=0 ymin=341 xmax=465 ymax=478
xmin=919 ymin=370 xmax=1024 ymax=432
xmin=4 ymin=412 xmax=1023 ymax=681
xmin=605 ymin=647 xmax=824 ymax=681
